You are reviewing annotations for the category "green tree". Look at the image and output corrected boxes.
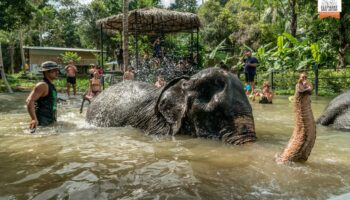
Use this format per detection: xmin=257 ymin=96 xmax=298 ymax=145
xmin=197 ymin=0 xmax=225 ymax=47
xmin=61 ymin=51 xmax=81 ymax=64
xmin=0 ymin=0 xmax=34 ymax=92
xmin=170 ymin=0 xmax=197 ymax=13
xmin=0 ymin=0 xmax=34 ymax=31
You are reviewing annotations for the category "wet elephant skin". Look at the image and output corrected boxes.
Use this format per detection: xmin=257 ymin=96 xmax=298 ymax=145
xmin=86 ymin=68 xmax=256 ymax=145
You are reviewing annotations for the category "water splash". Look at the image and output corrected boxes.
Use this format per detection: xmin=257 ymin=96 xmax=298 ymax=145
xmin=131 ymin=56 xmax=197 ymax=82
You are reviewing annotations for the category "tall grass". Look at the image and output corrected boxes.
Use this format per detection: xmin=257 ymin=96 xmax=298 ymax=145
xmin=1 ymin=73 xmax=90 ymax=93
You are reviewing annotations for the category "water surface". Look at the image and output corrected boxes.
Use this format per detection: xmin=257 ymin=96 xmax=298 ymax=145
xmin=0 ymin=93 xmax=349 ymax=200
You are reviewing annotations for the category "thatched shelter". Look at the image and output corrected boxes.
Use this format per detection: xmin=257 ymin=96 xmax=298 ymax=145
xmin=96 ymin=7 xmax=201 ymax=71
xmin=96 ymin=7 xmax=201 ymax=35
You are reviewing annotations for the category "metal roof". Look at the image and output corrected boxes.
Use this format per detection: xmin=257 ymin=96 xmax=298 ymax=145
xmin=24 ymin=46 xmax=103 ymax=53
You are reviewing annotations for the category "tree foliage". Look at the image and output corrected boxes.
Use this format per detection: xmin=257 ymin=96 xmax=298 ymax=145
xmin=0 ymin=0 xmax=349 ymax=74
xmin=61 ymin=51 xmax=81 ymax=64
xmin=0 ymin=0 xmax=34 ymax=31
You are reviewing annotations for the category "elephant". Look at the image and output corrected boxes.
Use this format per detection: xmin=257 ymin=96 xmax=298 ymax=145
xmin=86 ymin=68 xmax=256 ymax=145
xmin=317 ymin=90 xmax=350 ymax=130
xmin=278 ymin=78 xmax=316 ymax=163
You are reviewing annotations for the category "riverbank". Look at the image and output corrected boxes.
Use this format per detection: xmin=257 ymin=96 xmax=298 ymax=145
xmin=0 ymin=73 xmax=90 ymax=93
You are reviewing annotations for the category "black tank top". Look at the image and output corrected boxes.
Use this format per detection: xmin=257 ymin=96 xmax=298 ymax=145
xmin=35 ymin=78 xmax=57 ymax=126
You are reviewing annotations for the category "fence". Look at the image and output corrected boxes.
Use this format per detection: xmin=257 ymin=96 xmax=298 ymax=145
xmin=264 ymin=66 xmax=350 ymax=96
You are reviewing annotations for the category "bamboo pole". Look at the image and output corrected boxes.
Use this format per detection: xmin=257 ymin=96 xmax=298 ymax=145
xmin=123 ymin=0 xmax=129 ymax=73
xmin=19 ymin=29 xmax=26 ymax=71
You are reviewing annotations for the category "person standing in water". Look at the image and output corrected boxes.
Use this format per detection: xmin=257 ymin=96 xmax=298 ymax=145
xmin=26 ymin=61 xmax=59 ymax=132
xmin=64 ymin=60 xmax=78 ymax=97
xmin=242 ymin=50 xmax=258 ymax=91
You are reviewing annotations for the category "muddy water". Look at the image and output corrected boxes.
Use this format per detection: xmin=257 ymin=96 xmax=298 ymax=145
xmin=0 ymin=92 xmax=349 ymax=200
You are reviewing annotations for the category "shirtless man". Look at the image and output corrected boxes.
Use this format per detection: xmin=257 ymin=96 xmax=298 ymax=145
xmin=64 ymin=60 xmax=78 ymax=96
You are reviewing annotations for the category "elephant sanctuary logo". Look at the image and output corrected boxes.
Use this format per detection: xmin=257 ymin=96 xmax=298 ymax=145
xmin=318 ymin=0 xmax=342 ymax=19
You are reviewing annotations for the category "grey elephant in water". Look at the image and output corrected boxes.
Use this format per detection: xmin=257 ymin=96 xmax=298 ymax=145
xmin=86 ymin=68 xmax=256 ymax=145
xmin=317 ymin=90 xmax=350 ymax=130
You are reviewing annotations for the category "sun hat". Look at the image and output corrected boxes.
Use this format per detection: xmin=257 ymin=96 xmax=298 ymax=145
xmin=39 ymin=61 xmax=59 ymax=72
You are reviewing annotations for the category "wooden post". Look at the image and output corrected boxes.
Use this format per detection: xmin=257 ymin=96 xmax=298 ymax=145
xmin=196 ymin=27 xmax=199 ymax=67
xmin=270 ymin=70 xmax=274 ymax=90
xmin=100 ymin=24 xmax=104 ymax=90
xmin=19 ymin=29 xmax=26 ymax=71
xmin=123 ymin=0 xmax=129 ymax=73
xmin=190 ymin=31 xmax=194 ymax=64
xmin=313 ymin=62 xmax=319 ymax=96
xmin=9 ymin=45 xmax=15 ymax=74
xmin=135 ymin=11 xmax=139 ymax=70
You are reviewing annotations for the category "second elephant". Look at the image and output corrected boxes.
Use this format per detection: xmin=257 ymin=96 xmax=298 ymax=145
xmin=317 ymin=90 xmax=350 ymax=130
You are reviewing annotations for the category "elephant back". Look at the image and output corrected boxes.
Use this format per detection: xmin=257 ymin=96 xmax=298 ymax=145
xmin=86 ymin=81 xmax=159 ymax=127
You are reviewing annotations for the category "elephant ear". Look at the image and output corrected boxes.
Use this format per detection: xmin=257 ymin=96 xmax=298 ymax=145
xmin=155 ymin=76 xmax=190 ymax=135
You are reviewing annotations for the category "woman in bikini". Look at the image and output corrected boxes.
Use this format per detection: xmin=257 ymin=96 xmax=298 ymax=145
xmin=90 ymin=72 xmax=101 ymax=96
xmin=80 ymin=72 xmax=102 ymax=113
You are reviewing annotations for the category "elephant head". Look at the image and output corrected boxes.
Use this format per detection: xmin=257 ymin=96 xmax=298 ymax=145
xmin=155 ymin=68 xmax=256 ymax=145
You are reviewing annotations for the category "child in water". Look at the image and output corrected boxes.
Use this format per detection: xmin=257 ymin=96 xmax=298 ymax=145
xmin=245 ymin=83 xmax=252 ymax=95
xmin=80 ymin=71 xmax=102 ymax=113
xmin=123 ymin=67 xmax=135 ymax=81
xmin=84 ymin=71 xmax=101 ymax=101
xmin=258 ymin=81 xmax=273 ymax=104
xmin=155 ymin=76 xmax=166 ymax=88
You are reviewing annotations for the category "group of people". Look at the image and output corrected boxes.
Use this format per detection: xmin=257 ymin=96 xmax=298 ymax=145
xmin=239 ymin=49 xmax=274 ymax=104
xmin=26 ymin=58 xmax=166 ymax=132
xmin=240 ymin=50 xmax=313 ymax=105
xmin=26 ymin=47 xmax=313 ymax=132
xmin=122 ymin=66 xmax=166 ymax=88
xmin=62 ymin=61 xmax=103 ymax=99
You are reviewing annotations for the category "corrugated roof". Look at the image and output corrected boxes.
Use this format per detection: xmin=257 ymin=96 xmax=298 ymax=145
xmin=24 ymin=46 xmax=103 ymax=53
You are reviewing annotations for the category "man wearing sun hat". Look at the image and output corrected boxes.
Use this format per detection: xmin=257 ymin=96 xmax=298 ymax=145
xmin=26 ymin=61 xmax=59 ymax=132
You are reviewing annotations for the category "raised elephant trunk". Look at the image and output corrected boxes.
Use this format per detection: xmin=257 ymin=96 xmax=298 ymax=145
xmin=277 ymin=78 xmax=316 ymax=163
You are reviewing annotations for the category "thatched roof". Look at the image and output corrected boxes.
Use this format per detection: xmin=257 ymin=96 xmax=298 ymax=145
xmin=96 ymin=7 xmax=201 ymax=35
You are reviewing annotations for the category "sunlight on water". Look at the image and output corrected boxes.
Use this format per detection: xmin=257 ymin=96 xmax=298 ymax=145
xmin=0 ymin=93 xmax=350 ymax=199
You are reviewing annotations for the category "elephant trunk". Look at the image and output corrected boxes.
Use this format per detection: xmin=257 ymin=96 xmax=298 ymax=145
xmin=278 ymin=85 xmax=316 ymax=163
xmin=223 ymin=115 xmax=256 ymax=145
